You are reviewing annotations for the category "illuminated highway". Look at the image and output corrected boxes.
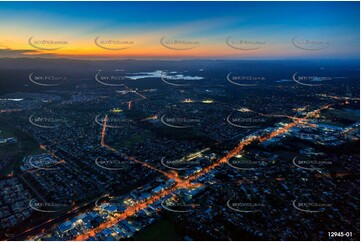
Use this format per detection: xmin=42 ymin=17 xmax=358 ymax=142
xmin=73 ymin=104 xmax=332 ymax=240
xmin=124 ymin=85 xmax=147 ymax=99
xmin=0 ymin=109 xmax=22 ymax=113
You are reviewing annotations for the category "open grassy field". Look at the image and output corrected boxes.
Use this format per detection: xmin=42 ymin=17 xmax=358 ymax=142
xmin=0 ymin=119 xmax=44 ymax=176
xmin=135 ymin=219 xmax=180 ymax=241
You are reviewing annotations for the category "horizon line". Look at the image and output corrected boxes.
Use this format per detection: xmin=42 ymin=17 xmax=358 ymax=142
xmin=0 ymin=57 xmax=359 ymax=62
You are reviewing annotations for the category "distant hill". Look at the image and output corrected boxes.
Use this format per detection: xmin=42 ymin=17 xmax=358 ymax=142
xmin=0 ymin=58 xmax=358 ymax=95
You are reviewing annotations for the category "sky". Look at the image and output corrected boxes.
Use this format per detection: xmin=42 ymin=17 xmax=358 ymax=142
xmin=0 ymin=1 xmax=359 ymax=60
